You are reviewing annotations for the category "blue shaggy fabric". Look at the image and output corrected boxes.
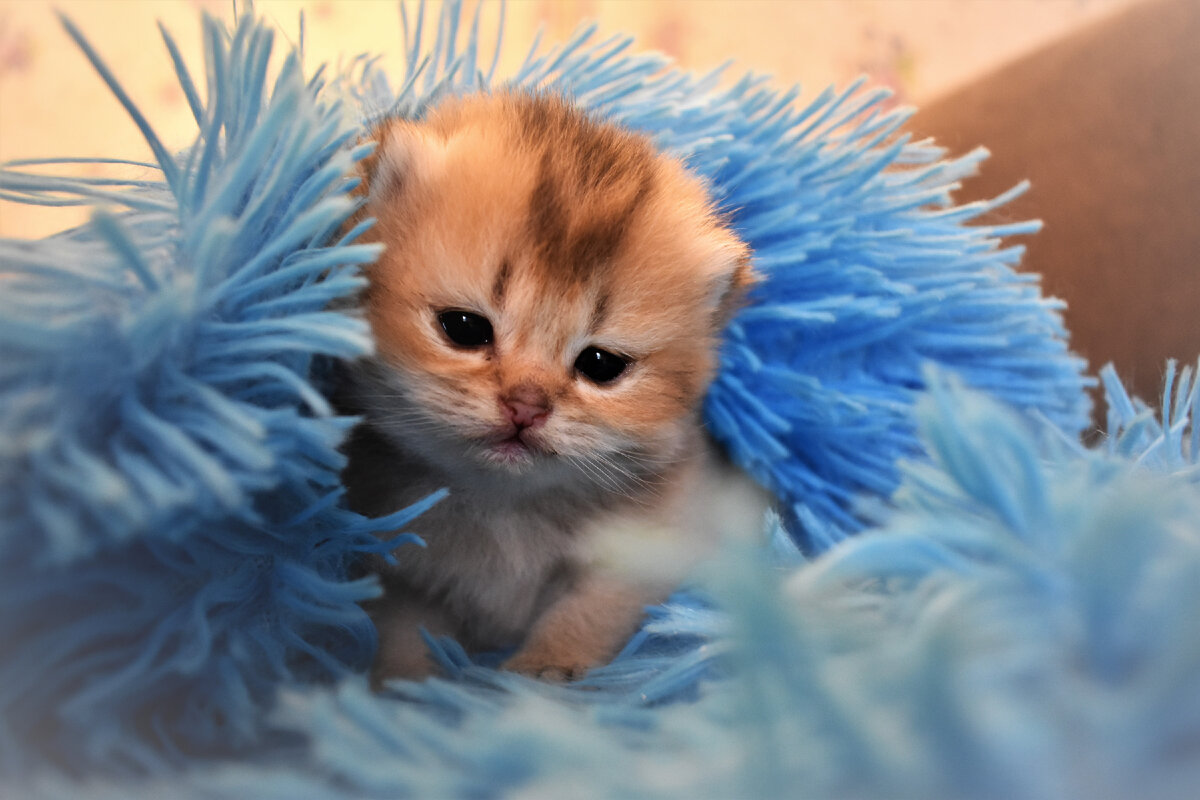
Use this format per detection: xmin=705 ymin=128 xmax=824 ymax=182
xmin=4 ymin=4 xmax=1197 ymax=798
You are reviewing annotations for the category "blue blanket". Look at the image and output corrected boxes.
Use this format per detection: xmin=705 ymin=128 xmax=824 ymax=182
xmin=3 ymin=4 xmax=1195 ymax=798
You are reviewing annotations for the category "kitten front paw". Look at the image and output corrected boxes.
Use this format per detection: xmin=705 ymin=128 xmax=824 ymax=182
xmin=371 ymin=647 xmax=438 ymax=689
xmin=502 ymin=646 xmax=593 ymax=682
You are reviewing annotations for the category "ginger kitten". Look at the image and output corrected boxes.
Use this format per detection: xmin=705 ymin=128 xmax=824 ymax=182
xmin=340 ymin=91 xmax=755 ymax=682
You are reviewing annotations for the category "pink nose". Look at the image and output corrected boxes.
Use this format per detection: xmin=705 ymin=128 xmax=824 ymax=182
xmin=501 ymin=387 xmax=550 ymax=429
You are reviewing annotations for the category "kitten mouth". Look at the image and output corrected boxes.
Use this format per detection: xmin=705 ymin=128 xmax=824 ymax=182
xmin=481 ymin=429 xmax=544 ymax=467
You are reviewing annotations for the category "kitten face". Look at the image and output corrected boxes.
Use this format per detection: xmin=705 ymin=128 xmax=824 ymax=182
xmin=356 ymin=93 xmax=750 ymax=488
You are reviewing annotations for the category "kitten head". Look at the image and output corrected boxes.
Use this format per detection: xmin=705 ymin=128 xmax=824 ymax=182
xmin=355 ymin=92 xmax=752 ymax=489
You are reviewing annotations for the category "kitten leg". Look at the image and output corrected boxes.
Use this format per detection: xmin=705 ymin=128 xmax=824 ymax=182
xmin=502 ymin=573 xmax=656 ymax=681
xmin=365 ymin=592 xmax=454 ymax=685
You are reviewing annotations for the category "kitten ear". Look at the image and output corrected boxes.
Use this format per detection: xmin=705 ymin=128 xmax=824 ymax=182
xmin=709 ymin=241 xmax=756 ymax=328
xmin=361 ymin=120 xmax=440 ymax=207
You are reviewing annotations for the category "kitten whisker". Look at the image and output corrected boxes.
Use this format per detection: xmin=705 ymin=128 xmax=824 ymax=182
xmin=615 ymin=449 xmax=685 ymax=469
xmin=567 ymin=455 xmax=630 ymax=496
xmin=596 ymin=456 xmax=661 ymax=500
xmin=370 ymin=418 xmax=438 ymax=426
xmin=565 ymin=452 xmax=664 ymax=503
xmin=565 ymin=455 xmax=611 ymax=489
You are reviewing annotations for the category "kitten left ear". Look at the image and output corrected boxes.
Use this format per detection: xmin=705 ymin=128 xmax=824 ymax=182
xmin=709 ymin=244 xmax=756 ymax=328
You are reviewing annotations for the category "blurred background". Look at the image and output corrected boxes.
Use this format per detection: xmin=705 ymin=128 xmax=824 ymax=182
xmin=0 ymin=0 xmax=1141 ymax=238
xmin=2 ymin=0 xmax=1196 ymax=409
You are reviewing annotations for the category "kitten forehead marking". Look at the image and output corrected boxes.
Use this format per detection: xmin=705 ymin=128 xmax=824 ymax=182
xmin=491 ymin=258 xmax=512 ymax=306
xmin=526 ymin=150 xmax=656 ymax=290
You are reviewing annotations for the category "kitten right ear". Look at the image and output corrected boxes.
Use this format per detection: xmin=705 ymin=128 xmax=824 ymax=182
xmin=360 ymin=120 xmax=436 ymax=206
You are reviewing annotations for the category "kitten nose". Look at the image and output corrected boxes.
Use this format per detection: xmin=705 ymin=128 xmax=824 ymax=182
xmin=501 ymin=386 xmax=550 ymax=429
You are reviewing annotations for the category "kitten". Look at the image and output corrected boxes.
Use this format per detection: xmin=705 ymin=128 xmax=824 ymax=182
xmin=339 ymin=91 xmax=756 ymax=682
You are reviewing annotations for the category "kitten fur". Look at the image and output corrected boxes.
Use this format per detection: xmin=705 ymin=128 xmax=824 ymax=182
xmin=340 ymin=91 xmax=756 ymax=682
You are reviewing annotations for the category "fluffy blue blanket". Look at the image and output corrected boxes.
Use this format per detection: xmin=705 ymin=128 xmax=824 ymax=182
xmin=3 ymin=4 xmax=1196 ymax=798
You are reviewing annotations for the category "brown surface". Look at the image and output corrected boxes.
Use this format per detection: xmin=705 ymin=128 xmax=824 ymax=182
xmin=912 ymin=0 xmax=1200 ymax=408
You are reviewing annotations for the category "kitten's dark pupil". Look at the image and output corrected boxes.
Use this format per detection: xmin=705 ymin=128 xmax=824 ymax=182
xmin=575 ymin=347 xmax=628 ymax=384
xmin=439 ymin=310 xmax=493 ymax=348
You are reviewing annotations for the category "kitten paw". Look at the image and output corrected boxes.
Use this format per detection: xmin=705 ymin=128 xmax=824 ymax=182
xmin=502 ymin=649 xmax=591 ymax=682
xmin=371 ymin=648 xmax=438 ymax=689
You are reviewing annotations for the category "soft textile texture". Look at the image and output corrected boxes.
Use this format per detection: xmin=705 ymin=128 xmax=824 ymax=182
xmin=4 ymin=5 xmax=1194 ymax=799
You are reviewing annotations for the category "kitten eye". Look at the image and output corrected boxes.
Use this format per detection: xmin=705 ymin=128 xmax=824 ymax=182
xmin=574 ymin=346 xmax=629 ymax=385
xmin=438 ymin=310 xmax=493 ymax=348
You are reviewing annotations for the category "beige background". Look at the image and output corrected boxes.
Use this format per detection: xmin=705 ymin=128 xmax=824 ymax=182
xmin=0 ymin=0 xmax=1142 ymax=238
